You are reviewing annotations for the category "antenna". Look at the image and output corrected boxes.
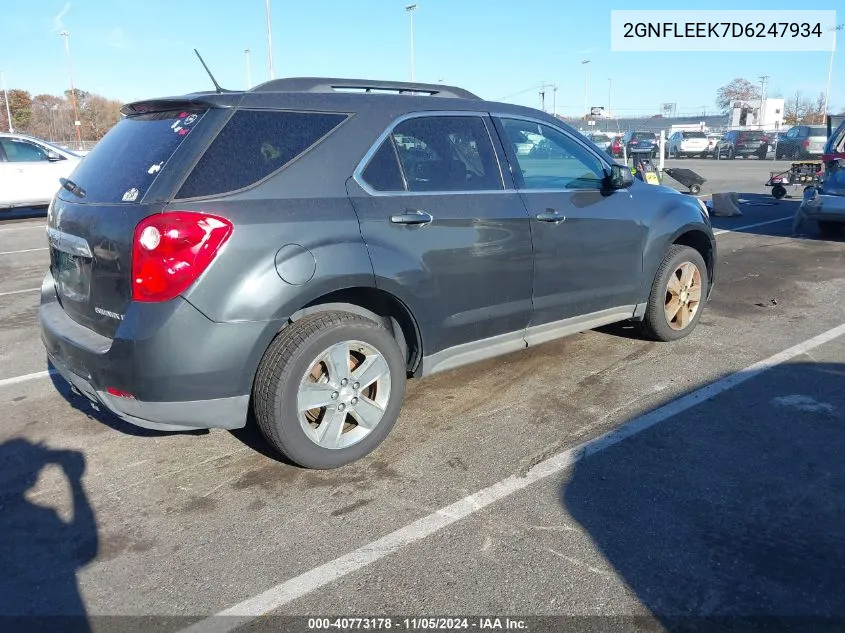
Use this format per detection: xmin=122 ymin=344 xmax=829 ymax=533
xmin=194 ymin=49 xmax=224 ymax=94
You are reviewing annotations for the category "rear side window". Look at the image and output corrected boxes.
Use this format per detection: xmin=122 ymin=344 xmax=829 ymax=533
xmin=176 ymin=110 xmax=347 ymax=199
xmin=1 ymin=139 xmax=49 ymax=162
xmin=389 ymin=116 xmax=502 ymax=192
xmin=56 ymin=109 xmax=207 ymax=203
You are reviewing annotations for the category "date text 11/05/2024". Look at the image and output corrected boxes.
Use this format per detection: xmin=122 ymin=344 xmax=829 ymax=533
xmin=623 ymin=22 xmax=823 ymax=39
xmin=307 ymin=617 xmax=528 ymax=630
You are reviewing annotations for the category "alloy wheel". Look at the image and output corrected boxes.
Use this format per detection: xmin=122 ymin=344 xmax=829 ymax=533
xmin=297 ymin=340 xmax=392 ymax=449
xmin=664 ymin=262 xmax=702 ymax=331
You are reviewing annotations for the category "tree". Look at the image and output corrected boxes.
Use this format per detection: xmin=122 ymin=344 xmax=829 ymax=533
xmin=0 ymin=86 xmax=123 ymax=143
xmin=716 ymin=78 xmax=761 ymax=113
xmin=784 ymin=90 xmax=805 ymax=125
xmin=3 ymin=89 xmax=33 ymax=131
xmin=784 ymin=91 xmax=829 ymax=125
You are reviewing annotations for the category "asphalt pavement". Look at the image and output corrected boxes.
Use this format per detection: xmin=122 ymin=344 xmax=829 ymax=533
xmin=1 ymin=158 xmax=844 ymax=633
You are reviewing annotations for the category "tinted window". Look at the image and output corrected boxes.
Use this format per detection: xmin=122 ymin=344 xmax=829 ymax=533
xmin=631 ymin=132 xmax=656 ymax=140
xmin=390 ymin=116 xmax=502 ymax=192
xmin=361 ymin=139 xmax=405 ymax=191
xmin=501 ymin=118 xmax=606 ymax=191
xmin=809 ymin=127 xmax=828 ymax=137
xmin=683 ymin=131 xmax=706 ymax=138
xmin=64 ymin=109 xmax=207 ymax=203
xmin=177 ymin=110 xmax=347 ymax=199
xmin=1 ymin=139 xmax=49 ymax=162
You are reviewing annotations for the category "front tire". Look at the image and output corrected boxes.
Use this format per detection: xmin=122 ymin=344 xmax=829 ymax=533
xmin=252 ymin=311 xmax=407 ymax=469
xmin=638 ymin=245 xmax=709 ymax=342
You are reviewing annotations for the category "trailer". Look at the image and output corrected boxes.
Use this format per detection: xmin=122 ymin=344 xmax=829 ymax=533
xmin=662 ymin=167 xmax=706 ymax=195
xmin=766 ymin=161 xmax=823 ymax=199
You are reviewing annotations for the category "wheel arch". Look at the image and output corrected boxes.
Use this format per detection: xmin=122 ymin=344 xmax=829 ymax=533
xmin=287 ymin=287 xmax=424 ymax=376
xmin=671 ymin=228 xmax=716 ymax=289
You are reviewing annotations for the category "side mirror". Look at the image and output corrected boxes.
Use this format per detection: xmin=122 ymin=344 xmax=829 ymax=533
xmin=46 ymin=151 xmax=64 ymax=162
xmin=607 ymin=163 xmax=633 ymax=189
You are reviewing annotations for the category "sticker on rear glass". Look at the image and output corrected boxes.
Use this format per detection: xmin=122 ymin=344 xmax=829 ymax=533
xmin=122 ymin=187 xmax=139 ymax=202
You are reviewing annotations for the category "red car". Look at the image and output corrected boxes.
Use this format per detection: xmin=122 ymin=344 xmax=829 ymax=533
xmin=822 ymin=119 xmax=845 ymax=166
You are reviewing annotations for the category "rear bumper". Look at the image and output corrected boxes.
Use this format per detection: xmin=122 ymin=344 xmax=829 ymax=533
xmin=39 ymin=271 xmax=274 ymax=432
xmin=48 ymin=353 xmax=249 ymax=432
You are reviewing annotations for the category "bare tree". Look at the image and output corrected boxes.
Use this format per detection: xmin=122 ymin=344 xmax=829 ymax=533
xmin=1 ymin=87 xmax=123 ymax=143
xmin=716 ymin=78 xmax=761 ymax=112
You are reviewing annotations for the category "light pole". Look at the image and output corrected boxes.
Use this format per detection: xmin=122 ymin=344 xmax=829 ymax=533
xmin=581 ymin=59 xmax=590 ymax=118
xmin=552 ymin=85 xmax=558 ymax=117
xmin=1 ymin=70 xmax=12 ymax=133
xmin=59 ymin=31 xmax=83 ymax=150
xmin=406 ymin=4 xmax=417 ymax=82
xmin=607 ymin=78 xmax=612 ymax=132
xmin=265 ymin=0 xmax=274 ymax=80
xmin=822 ymin=25 xmax=840 ymax=125
xmin=245 ymin=48 xmax=252 ymax=88
xmin=758 ymin=75 xmax=768 ymax=128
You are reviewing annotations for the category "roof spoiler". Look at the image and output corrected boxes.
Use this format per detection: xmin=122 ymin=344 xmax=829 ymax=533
xmin=120 ymin=96 xmax=238 ymax=116
xmin=249 ymin=77 xmax=480 ymax=100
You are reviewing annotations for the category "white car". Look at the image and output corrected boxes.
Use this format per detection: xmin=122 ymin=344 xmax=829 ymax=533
xmin=0 ymin=133 xmax=82 ymax=209
xmin=666 ymin=131 xmax=710 ymax=158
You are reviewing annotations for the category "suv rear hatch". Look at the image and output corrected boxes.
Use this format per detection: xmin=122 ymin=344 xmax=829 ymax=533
xmin=630 ymin=132 xmax=656 ymax=150
xmin=736 ymin=131 xmax=766 ymax=151
xmin=48 ymin=102 xmax=228 ymax=338
xmin=679 ymin=131 xmax=707 ymax=151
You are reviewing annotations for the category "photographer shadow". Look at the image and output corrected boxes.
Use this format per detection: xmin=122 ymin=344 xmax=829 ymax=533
xmin=0 ymin=439 xmax=98 ymax=633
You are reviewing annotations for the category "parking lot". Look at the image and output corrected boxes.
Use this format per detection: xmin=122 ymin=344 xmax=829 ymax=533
xmin=2 ymin=157 xmax=844 ymax=632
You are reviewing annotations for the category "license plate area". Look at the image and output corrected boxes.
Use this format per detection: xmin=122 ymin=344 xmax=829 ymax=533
xmin=52 ymin=250 xmax=91 ymax=303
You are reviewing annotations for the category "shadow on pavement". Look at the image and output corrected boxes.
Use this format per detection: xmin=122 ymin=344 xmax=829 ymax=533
xmin=47 ymin=362 xmax=209 ymax=439
xmin=563 ymin=361 xmax=845 ymax=632
xmin=0 ymin=439 xmax=97 ymax=633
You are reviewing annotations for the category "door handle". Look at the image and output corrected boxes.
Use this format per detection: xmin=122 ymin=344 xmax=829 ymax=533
xmin=390 ymin=209 xmax=433 ymax=226
xmin=535 ymin=209 xmax=566 ymax=224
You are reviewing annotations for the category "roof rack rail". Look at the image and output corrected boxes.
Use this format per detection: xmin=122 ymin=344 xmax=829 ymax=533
xmin=249 ymin=77 xmax=480 ymax=100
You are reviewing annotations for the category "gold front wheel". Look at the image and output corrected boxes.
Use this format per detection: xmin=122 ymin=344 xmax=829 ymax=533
xmin=664 ymin=262 xmax=703 ymax=331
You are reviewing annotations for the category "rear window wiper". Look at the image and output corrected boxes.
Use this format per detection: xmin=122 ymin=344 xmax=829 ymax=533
xmin=59 ymin=177 xmax=86 ymax=199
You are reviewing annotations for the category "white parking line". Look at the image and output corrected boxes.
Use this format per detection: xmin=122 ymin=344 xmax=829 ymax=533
xmin=178 ymin=323 xmax=845 ymax=633
xmin=713 ymin=216 xmax=793 ymax=236
xmin=0 ymin=369 xmax=57 ymax=389
xmin=0 ymin=287 xmax=40 ymax=297
xmin=0 ymin=247 xmax=48 ymax=256
xmin=0 ymin=224 xmax=45 ymax=234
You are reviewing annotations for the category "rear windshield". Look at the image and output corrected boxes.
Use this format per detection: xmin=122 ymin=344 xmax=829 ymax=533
xmin=632 ymin=132 xmax=656 ymax=139
xmin=809 ymin=127 xmax=828 ymax=137
xmin=739 ymin=131 xmax=765 ymax=140
xmin=683 ymin=132 xmax=706 ymax=138
xmin=62 ymin=109 xmax=207 ymax=204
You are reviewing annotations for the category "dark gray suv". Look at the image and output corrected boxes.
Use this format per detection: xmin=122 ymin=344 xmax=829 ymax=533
xmin=40 ymin=78 xmax=716 ymax=469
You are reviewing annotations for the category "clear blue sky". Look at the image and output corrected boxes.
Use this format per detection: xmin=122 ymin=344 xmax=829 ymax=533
xmin=0 ymin=0 xmax=840 ymax=116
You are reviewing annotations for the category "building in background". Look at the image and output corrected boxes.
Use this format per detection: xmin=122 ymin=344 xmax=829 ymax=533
xmin=729 ymin=98 xmax=785 ymax=130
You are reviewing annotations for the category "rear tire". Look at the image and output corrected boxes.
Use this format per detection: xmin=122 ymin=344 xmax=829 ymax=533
xmin=818 ymin=221 xmax=844 ymax=238
xmin=252 ymin=311 xmax=407 ymax=469
xmin=772 ymin=184 xmax=787 ymax=199
xmin=638 ymin=245 xmax=709 ymax=342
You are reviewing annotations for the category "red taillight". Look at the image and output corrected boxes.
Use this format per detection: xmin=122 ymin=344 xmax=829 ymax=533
xmin=132 ymin=211 xmax=233 ymax=302
xmin=106 ymin=387 xmax=135 ymax=399
xmin=802 ymin=139 xmax=810 ymax=148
